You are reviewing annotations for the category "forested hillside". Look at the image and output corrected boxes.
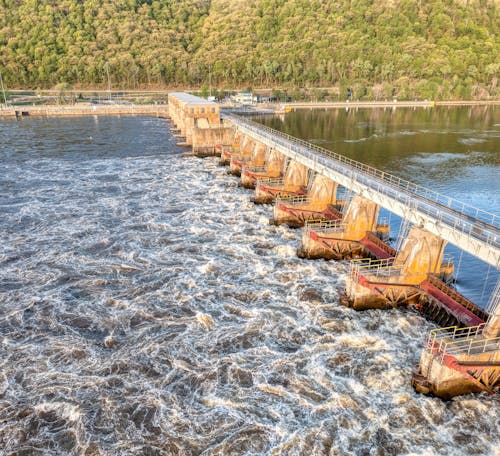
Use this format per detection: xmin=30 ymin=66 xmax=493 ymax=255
xmin=1 ymin=0 xmax=498 ymax=99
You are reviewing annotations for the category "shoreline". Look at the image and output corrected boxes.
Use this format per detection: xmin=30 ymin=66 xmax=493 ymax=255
xmin=276 ymin=100 xmax=500 ymax=112
xmin=0 ymin=100 xmax=498 ymax=119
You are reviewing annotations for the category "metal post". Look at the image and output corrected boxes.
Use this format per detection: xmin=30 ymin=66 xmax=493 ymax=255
xmin=105 ymin=63 xmax=111 ymax=102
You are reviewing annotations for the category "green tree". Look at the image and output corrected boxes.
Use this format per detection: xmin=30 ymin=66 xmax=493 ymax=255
xmin=0 ymin=0 xmax=497 ymax=101
xmin=54 ymin=82 xmax=72 ymax=104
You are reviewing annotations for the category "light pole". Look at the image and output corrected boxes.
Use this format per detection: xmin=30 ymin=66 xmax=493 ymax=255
xmin=0 ymin=73 xmax=7 ymax=106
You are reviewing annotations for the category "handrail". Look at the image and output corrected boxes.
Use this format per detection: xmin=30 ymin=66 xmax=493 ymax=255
xmin=351 ymin=261 xmax=406 ymax=279
xmin=256 ymin=177 xmax=284 ymax=185
xmin=441 ymin=253 xmax=454 ymax=267
xmin=243 ymin=165 xmax=267 ymax=173
xmin=349 ymin=255 xmax=458 ymax=285
xmin=305 ymin=219 xmax=344 ymax=230
xmin=224 ymin=113 xmax=500 ymax=252
xmin=486 ymin=279 xmax=500 ymax=315
xmin=351 ymin=257 xmax=394 ymax=268
xmin=426 ymin=324 xmax=500 ymax=362
xmin=427 ymin=325 xmax=480 ymax=359
xmin=441 ymin=337 xmax=500 ymax=358
xmin=428 ymin=324 xmax=486 ymax=341
xmin=216 ymin=144 xmax=233 ymax=151
xmin=276 ymin=195 xmax=309 ymax=205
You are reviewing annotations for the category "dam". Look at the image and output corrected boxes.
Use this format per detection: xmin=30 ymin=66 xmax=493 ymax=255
xmin=167 ymin=92 xmax=500 ymax=399
xmin=2 ymin=107 xmax=499 ymax=453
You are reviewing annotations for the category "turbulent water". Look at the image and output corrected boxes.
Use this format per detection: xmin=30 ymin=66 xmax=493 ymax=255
xmin=0 ymin=116 xmax=499 ymax=455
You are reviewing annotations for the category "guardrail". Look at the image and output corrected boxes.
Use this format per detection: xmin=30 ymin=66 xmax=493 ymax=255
xmin=486 ymin=280 xmax=500 ymax=315
xmin=349 ymin=254 xmax=455 ymax=280
xmin=304 ymin=219 xmax=345 ymax=231
xmin=275 ymin=195 xmax=344 ymax=208
xmin=276 ymin=196 xmax=310 ymax=205
xmin=224 ymin=114 xmax=500 ymax=254
xmin=350 ymin=257 xmax=404 ymax=280
xmin=243 ymin=165 xmax=267 ymax=173
xmin=426 ymin=324 xmax=500 ymax=362
xmin=256 ymin=177 xmax=285 ymax=186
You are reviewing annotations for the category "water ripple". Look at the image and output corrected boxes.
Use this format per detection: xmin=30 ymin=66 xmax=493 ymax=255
xmin=0 ymin=116 xmax=498 ymax=455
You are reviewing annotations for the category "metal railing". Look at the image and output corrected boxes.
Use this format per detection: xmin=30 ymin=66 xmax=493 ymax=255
xmin=350 ymin=258 xmax=404 ymax=280
xmin=349 ymin=254 xmax=455 ymax=281
xmin=426 ymin=324 xmax=500 ymax=362
xmin=256 ymin=177 xmax=285 ymax=186
xmin=304 ymin=219 xmax=345 ymax=232
xmin=276 ymin=195 xmax=311 ymax=206
xmin=275 ymin=195 xmax=340 ymax=207
xmin=243 ymin=165 xmax=267 ymax=173
xmin=215 ymin=144 xmax=233 ymax=151
xmin=224 ymin=114 xmax=500 ymax=253
xmin=486 ymin=279 xmax=500 ymax=315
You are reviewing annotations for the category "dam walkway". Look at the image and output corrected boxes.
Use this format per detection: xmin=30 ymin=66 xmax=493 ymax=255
xmin=224 ymin=113 xmax=500 ymax=269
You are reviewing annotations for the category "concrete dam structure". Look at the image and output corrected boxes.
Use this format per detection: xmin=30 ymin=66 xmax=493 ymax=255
xmin=167 ymin=93 xmax=500 ymax=400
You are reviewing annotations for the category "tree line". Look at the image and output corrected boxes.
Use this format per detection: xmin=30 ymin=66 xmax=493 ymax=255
xmin=1 ymin=0 xmax=498 ymax=100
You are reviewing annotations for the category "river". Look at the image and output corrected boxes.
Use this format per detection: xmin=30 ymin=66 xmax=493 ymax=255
xmin=0 ymin=113 xmax=498 ymax=455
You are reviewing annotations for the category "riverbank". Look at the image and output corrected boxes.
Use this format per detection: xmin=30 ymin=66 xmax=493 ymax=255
xmin=1 ymin=100 xmax=498 ymax=119
xmin=276 ymin=100 xmax=500 ymax=113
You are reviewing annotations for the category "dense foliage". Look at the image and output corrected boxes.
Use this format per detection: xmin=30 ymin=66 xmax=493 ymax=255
xmin=1 ymin=0 xmax=498 ymax=99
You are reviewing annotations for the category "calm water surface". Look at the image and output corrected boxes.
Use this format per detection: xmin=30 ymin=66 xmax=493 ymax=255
xmin=0 ymin=114 xmax=498 ymax=455
xmin=257 ymin=106 xmax=500 ymax=306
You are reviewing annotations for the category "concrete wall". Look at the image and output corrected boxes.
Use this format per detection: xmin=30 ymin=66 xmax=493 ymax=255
xmin=393 ymin=226 xmax=446 ymax=284
xmin=192 ymin=126 xmax=235 ymax=151
xmin=342 ymin=195 xmax=379 ymax=240
xmin=0 ymin=105 xmax=169 ymax=118
xmin=167 ymin=93 xmax=221 ymax=145
xmin=308 ymin=175 xmax=339 ymax=210
xmin=283 ymin=160 xmax=309 ymax=188
xmin=419 ymin=348 xmax=500 ymax=398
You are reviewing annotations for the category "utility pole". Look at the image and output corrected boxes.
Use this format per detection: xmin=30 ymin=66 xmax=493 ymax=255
xmin=105 ymin=62 xmax=111 ymax=102
xmin=0 ymin=73 xmax=7 ymax=106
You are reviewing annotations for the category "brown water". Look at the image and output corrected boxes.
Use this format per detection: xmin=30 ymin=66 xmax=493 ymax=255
xmin=0 ymin=114 xmax=498 ymax=455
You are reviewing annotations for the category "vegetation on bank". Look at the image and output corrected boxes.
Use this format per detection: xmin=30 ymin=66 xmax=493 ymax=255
xmin=1 ymin=0 xmax=498 ymax=100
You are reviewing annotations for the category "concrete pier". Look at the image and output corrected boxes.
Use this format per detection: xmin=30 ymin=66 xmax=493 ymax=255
xmin=241 ymin=149 xmax=286 ymax=189
xmin=222 ymin=134 xmax=253 ymax=167
xmin=412 ymin=323 xmax=500 ymax=399
xmin=219 ymin=131 xmax=241 ymax=165
xmin=270 ymin=174 xmax=341 ymax=228
xmin=298 ymin=195 xmax=385 ymax=259
xmin=345 ymin=226 xmax=447 ymax=309
xmin=192 ymin=125 xmax=235 ymax=157
xmin=230 ymin=141 xmax=268 ymax=176
xmin=253 ymin=160 xmax=309 ymax=204
xmin=344 ymin=226 xmax=471 ymax=310
xmin=167 ymin=92 xmax=233 ymax=155
xmin=412 ymin=288 xmax=499 ymax=398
